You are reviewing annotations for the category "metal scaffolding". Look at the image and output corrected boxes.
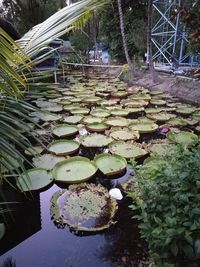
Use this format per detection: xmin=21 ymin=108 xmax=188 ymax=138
xmin=152 ymin=0 xmax=197 ymax=67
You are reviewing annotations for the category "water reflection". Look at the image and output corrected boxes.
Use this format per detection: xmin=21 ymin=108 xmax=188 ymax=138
xmin=0 ymin=185 xmax=41 ymax=256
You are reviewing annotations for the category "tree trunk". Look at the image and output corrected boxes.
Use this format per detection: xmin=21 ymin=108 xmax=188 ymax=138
xmin=117 ymin=0 xmax=134 ymax=79
xmin=147 ymin=0 xmax=157 ymax=83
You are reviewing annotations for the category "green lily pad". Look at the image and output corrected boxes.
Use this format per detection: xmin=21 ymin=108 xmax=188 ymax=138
xmin=110 ymin=129 xmax=140 ymax=141
xmin=145 ymin=108 xmax=163 ymax=114
xmin=48 ymin=140 xmax=80 ymax=155
xmin=43 ymin=104 xmax=63 ymax=113
xmin=52 ymin=124 xmax=78 ymax=138
xmin=109 ymin=141 xmax=148 ymax=159
xmin=127 ymin=107 xmax=144 ymax=113
xmin=101 ymin=99 xmax=119 ymax=106
xmin=166 ymin=131 xmax=198 ymax=146
xmin=123 ymin=100 xmax=148 ymax=107
xmin=81 ymin=134 xmax=113 ymax=147
xmin=31 ymin=111 xmax=61 ymax=122
xmin=150 ymin=90 xmax=163 ymax=95
xmin=17 ymin=168 xmax=53 ymax=191
xmin=150 ymin=99 xmax=166 ymax=105
xmin=176 ymin=107 xmax=196 ymax=115
xmin=131 ymin=93 xmax=151 ymax=101
xmin=50 ymin=183 xmax=118 ymax=231
xmin=105 ymin=117 xmax=129 ymax=127
xmin=86 ymin=123 xmax=109 ymax=132
xmin=110 ymin=109 xmax=129 ymax=117
xmin=82 ymin=96 xmax=101 ymax=103
xmin=70 ymin=108 xmax=90 ymax=115
xmin=129 ymin=121 xmax=158 ymax=133
xmin=82 ymin=116 xmax=104 ymax=124
xmin=90 ymin=109 xmax=110 ymax=118
xmin=146 ymin=113 xmax=176 ymax=122
xmin=52 ymin=157 xmax=97 ymax=183
xmin=63 ymin=115 xmax=83 ymax=124
xmin=94 ymin=153 xmax=127 ymax=176
xmin=192 ymin=112 xmax=200 ymax=121
xmin=167 ymin=117 xmax=187 ymax=126
xmin=32 ymin=154 xmax=66 ymax=170
xmin=111 ymin=91 xmax=128 ymax=98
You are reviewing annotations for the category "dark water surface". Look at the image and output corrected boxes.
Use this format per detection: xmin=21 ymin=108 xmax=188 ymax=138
xmin=0 ymin=174 xmax=147 ymax=267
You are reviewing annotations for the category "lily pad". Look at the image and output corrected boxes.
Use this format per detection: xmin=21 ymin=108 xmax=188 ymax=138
xmin=110 ymin=109 xmax=129 ymax=117
xmin=32 ymin=154 xmax=66 ymax=170
xmin=109 ymin=141 xmax=148 ymax=159
xmin=82 ymin=116 xmax=104 ymax=124
xmin=127 ymin=107 xmax=144 ymax=113
xmin=90 ymin=109 xmax=110 ymax=118
xmin=86 ymin=122 xmax=109 ymax=132
xmin=48 ymin=140 xmax=80 ymax=155
xmin=150 ymin=99 xmax=166 ymax=105
xmin=105 ymin=117 xmax=128 ymax=127
xmin=110 ymin=129 xmax=140 ymax=141
xmin=17 ymin=168 xmax=53 ymax=191
xmin=166 ymin=131 xmax=198 ymax=146
xmin=70 ymin=108 xmax=90 ymax=115
xmin=81 ymin=134 xmax=113 ymax=147
xmin=146 ymin=113 xmax=176 ymax=122
xmin=32 ymin=111 xmax=61 ymax=122
xmin=50 ymin=183 xmax=118 ymax=231
xmin=63 ymin=115 xmax=83 ymax=124
xmin=52 ymin=156 xmax=97 ymax=183
xmin=176 ymin=107 xmax=196 ymax=115
xmin=167 ymin=117 xmax=187 ymax=126
xmin=52 ymin=124 xmax=78 ymax=138
xmin=129 ymin=121 xmax=158 ymax=133
xmin=94 ymin=153 xmax=127 ymax=176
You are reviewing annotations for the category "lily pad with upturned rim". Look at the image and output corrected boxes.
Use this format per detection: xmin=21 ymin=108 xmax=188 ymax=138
xmin=48 ymin=140 xmax=80 ymax=155
xmin=52 ymin=156 xmax=97 ymax=183
xmin=146 ymin=112 xmax=176 ymax=122
xmin=52 ymin=124 xmax=78 ymax=138
xmin=82 ymin=116 xmax=104 ymax=124
xmin=70 ymin=108 xmax=90 ymax=115
xmin=16 ymin=168 xmax=53 ymax=192
xmin=63 ymin=115 xmax=83 ymax=124
xmin=105 ymin=117 xmax=129 ymax=127
xmin=109 ymin=129 xmax=140 ymax=141
xmin=166 ymin=131 xmax=198 ymax=146
xmin=110 ymin=109 xmax=129 ymax=117
xmin=94 ymin=153 xmax=127 ymax=176
xmin=128 ymin=121 xmax=158 ymax=133
xmin=109 ymin=141 xmax=148 ymax=159
xmin=32 ymin=154 xmax=66 ymax=170
xmin=50 ymin=183 xmax=118 ymax=232
xmin=150 ymin=99 xmax=166 ymax=105
xmin=81 ymin=133 xmax=113 ymax=147
xmin=86 ymin=122 xmax=109 ymax=132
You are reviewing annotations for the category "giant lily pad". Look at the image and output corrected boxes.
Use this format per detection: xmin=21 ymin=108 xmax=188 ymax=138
xmin=50 ymin=183 xmax=118 ymax=231
xmin=109 ymin=141 xmax=148 ymax=159
xmin=70 ymin=108 xmax=90 ymax=115
xmin=81 ymin=134 xmax=113 ymax=147
xmin=150 ymin=99 xmax=166 ymax=105
xmin=176 ymin=107 xmax=196 ymax=115
xmin=110 ymin=129 xmax=140 ymax=141
xmin=32 ymin=154 xmax=66 ymax=170
xmin=110 ymin=109 xmax=129 ymax=117
xmin=82 ymin=116 xmax=104 ymax=124
xmin=166 ymin=131 xmax=198 ymax=146
xmin=48 ymin=140 xmax=80 ymax=155
xmin=17 ymin=168 xmax=53 ymax=191
xmin=146 ymin=112 xmax=176 ymax=122
xmin=94 ymin=153 xmax=127 ymax=176
xmin=52 ymin=124 xmax=78 ymax=138
xmin=63 ymin=115 xmax=83 ymax=124
xmin=105 ymin=117 xmax=128 ymax=127
xmin=90 ymin=109 xmax=110 ymax=118
xmin=129 ymin=121 xmax=158 ymax=133
xmin=86 ymin=122 xmax=109 ymax=132
xmin=167 ymin=117 xmax=187 ymax=126
xmin=52 ymin=156 xmax=97 ymax=183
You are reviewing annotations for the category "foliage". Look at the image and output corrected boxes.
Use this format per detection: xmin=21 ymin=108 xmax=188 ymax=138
xmin=129 ymin=144 xmax=200 ymax=266
xmin=99 ymin=0 xmax=147 ymax=61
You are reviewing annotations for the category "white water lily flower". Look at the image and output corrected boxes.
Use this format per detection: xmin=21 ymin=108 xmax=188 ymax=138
xmin=109 ymin=188 xmax=123 ymax=200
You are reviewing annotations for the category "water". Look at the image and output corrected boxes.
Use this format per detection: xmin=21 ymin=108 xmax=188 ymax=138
xmin=0 ymin=172 xmax=147 ymax=267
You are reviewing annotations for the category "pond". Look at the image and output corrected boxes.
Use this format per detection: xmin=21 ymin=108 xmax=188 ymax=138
xmin=0 ymin=72 xmax=199 ymax=267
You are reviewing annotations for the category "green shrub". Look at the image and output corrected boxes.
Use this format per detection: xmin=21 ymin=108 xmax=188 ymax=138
xmin=129 ymin=145 xmax=200 ymax=267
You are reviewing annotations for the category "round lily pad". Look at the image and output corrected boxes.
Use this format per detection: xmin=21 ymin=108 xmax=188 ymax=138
xmin=110 ymin=109 xmax=129 ymax=117
xmin=82 ymin=116 xmax=104 ymax=124
xmin=166 ymin=131 xmax=198 ymax=146
xmin=50 ymin=183 xmax=118 ymax=231
xmin=48 ymin=140 xmax=80 ymax=155
xmin=150 ymin=99 xmax=166 ymax=105
xmin=176 ymin=107 xmax=196 ymax=115
xmin=167 ymin=117 xmax=187 ymax=126
xmin=52 ymin=156 xmax=97 ymax=183
xmin=127 ymin=107 xmax=145 ymax=113
xmin=16 ymin=168 xmax=53 ymax=191
xmin=43 ymin=104 xmax=63 ymax=113
xmin=52 ymin=124 xmax=78 ymax=138
xmin=110 ymin=129 xmax=140 ymax=141
xmin=146 ymin=113 xmax=176 ymax=122
xmin=81 ymin=134 xmax=113 ymax=147
xmin=70 ymin=108 xmax=90 ymax=115
xmin=90 ymin=109 xmax=110 ymax=118
xmin=105 ymin=117 xmax=128 ymax=127
xmin=63 ymin=115 xmax=83 ymax=124
xmin=32 ymin=154 xmax=66 ymax=170
xmin=129 ymin=121 xmax=158 ymax=133
xmin=109 ymin=141 xmax=148 ymax=159
xmin=86 ymin=122 xmax=109 ymax=132
xmin=94 ymin=153 xmax=127 ymax=176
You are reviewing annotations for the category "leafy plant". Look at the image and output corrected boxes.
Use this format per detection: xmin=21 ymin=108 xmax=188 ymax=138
xmin=129 ymin=144 xmax=200 ymax=266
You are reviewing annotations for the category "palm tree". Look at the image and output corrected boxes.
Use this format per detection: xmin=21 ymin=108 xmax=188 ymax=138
xmin=117 ymin=0 xmax=133 ymax=78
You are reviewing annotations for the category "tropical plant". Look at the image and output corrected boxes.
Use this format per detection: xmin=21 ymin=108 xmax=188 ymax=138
xmin=129 ymin=144 xmax=200 ymax=266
